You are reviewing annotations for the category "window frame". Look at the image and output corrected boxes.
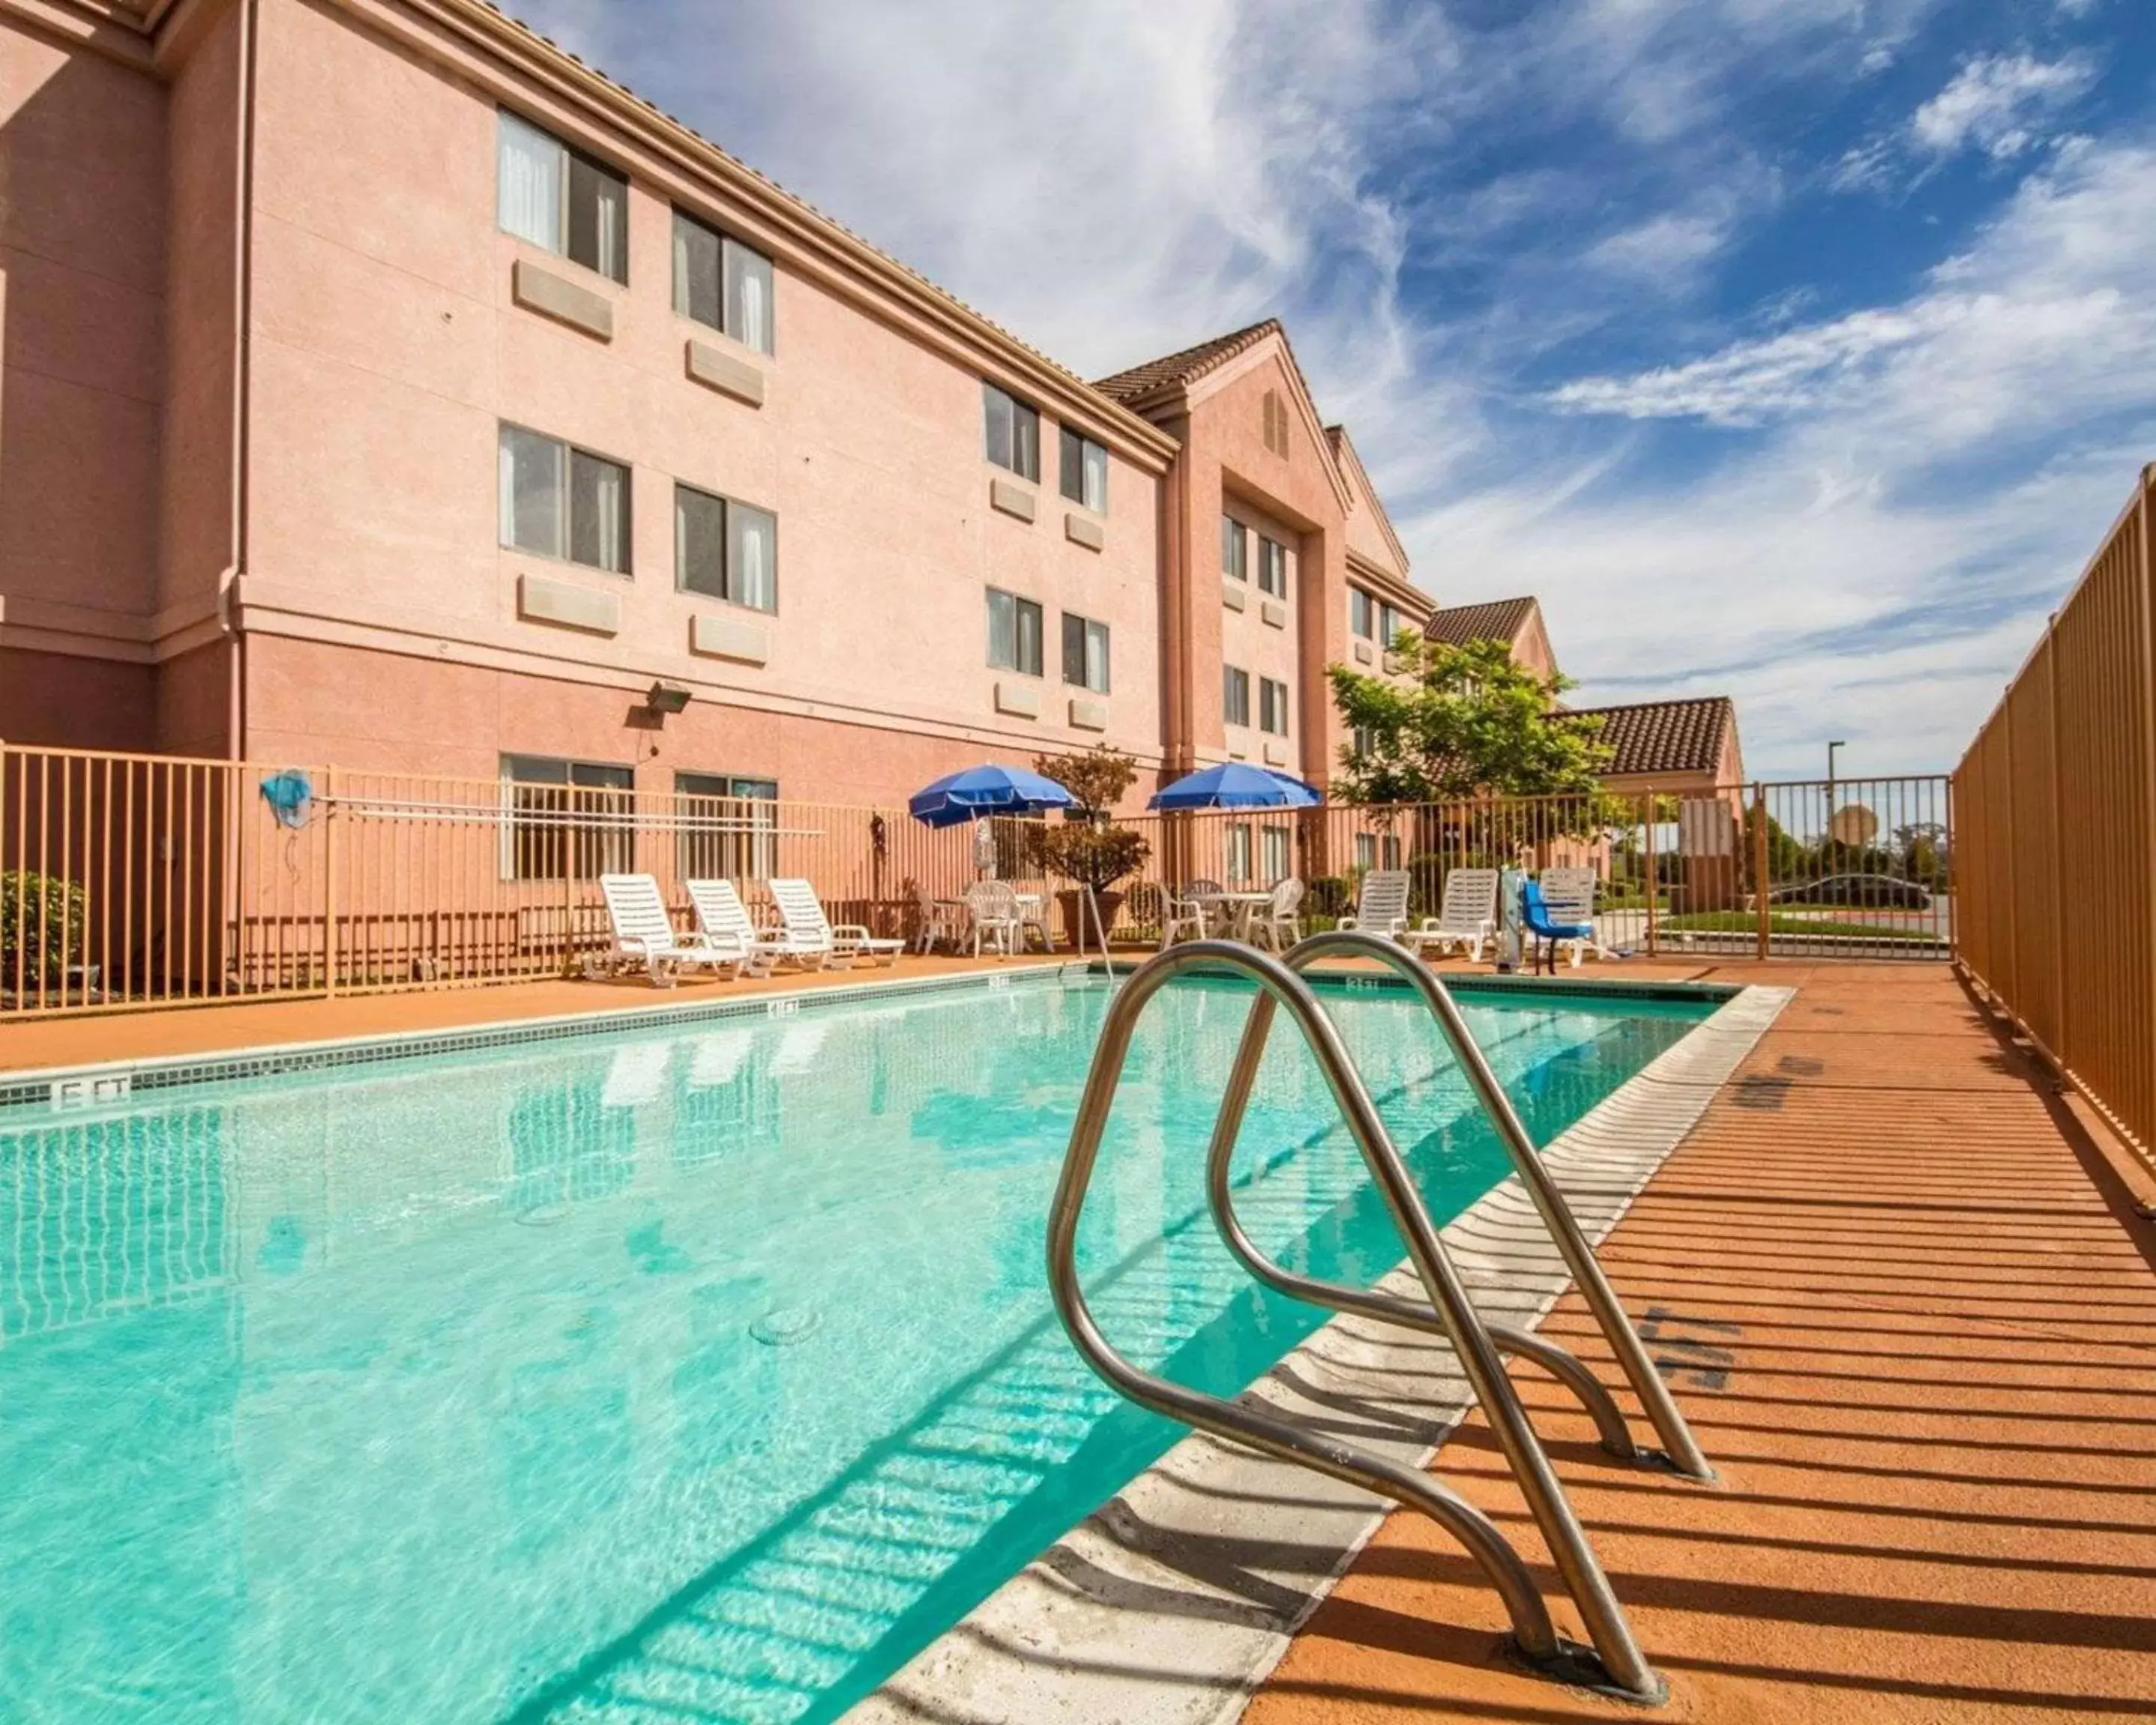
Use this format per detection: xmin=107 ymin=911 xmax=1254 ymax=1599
xmin=1220 ymin=514 xmax=1248 ymax=582
xmin=674 ymin=770 xmax=779 ymax=883
xmin=499 ymin=752 xmax=635 ymax=881
xmin=1061 ymin=612 xmax=1111 ymax=693
xmin=983 ymin=383 xmax=1041 ymax=481
xmin=1350 ymin=588 xmax=1374 ymax=640
xmin=498 ymin=422 xmax=633 ymax=576
xmin=1222 ymin=663 xmax=1251 ymax=728
xmin=1258 ymin=676 xmax=1290 ymax=737
xmin=1260 ymin=824 xmax=1291 ymax=884
xmin=670 ymin=207 xmax=776 ymax=355
xmin=1257 ymin=535 xmax=1288 ymax=599
xmin=1058 ymin=427 xmax=1109 ymax=513
xmin=673 ymin=481 xmax=779 ymax=613
xmin=496 ymin=110 xmax=629 ymax=285
xmin=1225 ymin=822 xmax=1252 ymax=886
xmin=987 ymin=586 xmax=1044 ymax=676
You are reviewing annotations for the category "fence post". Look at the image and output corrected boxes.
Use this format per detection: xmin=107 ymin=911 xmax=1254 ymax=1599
xmin=2044 ymin=627 xmax=2066 ymax=1066
xmin=1642 ymin=787 xmax=1657 ymax=958
xmin=1752 ymin=783 xmax=1769 ymax=962
xmin=323 ymin=764 xmax=339 ymax=998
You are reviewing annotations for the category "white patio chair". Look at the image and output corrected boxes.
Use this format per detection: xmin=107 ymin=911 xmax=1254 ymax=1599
xmin=963 ymin=880 xmax=1023 ymax=957
xmin=598 ymin=874 xmax=747 ymax=987
xmin=1014 ymin=886 xmax=1054 ymax=953
xmin=912 ymin=882 xmax=965 ymax=955
xmin=1336 ymin=868 xmax=1411 ymax=942
xmin=1251 ymin=877 xmax=1306 ymax=951
xmin=1160 ymin=877 xmax=1222 ymax=949
xmin=684 ymin=877 xmax=823 ymax=974
xmin=1538 ymin=867 xmax=1609 ymax=966
xmin=770 ymin=877 xmax=905 ymax=968
xmin=1405 ymin=867 xmax=1499 ymax=962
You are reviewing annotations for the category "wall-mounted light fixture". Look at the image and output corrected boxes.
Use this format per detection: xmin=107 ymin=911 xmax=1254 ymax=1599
xmin=647 ymin=681 xmax=692 ymax=717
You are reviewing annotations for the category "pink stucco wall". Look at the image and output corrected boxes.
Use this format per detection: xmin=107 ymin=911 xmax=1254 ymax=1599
xmin=231 ymin=0 xmax=1165 ymax=799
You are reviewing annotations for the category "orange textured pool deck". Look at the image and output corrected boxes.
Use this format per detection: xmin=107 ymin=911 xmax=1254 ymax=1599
xmin=1243 ymin=963 xmax=2156 ymax=1724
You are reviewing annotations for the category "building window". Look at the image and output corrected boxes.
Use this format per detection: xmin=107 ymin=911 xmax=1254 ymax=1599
xmin=496 ymin=111 xmax=628 ymax=284
xmin=1225 ymin=822 xmax=1252 ymax=885
xmin=676 ymin=772 xmax=779 ymax=881
xmin=1062 ymin=612 xmax=1110 ymax=693
xmin=672 ymin=210 xmax=773 ymax=354
xmin=983 ymin=383 xmax=1040 ymax=481
xmin=1350 ymin=724 xmax=1374 ymax=760
xmin=501 ymin=755 xmax=633 ymax=880
xmin=1221 ymin=515 xmax=1247 ymax=582
xmin=1383 ymin=834 xmax=1402 ymax=869
xmin=1261 ymin=825 xmax=1291 ymax=883
xmin=1378 ymin=602 xmax=1402 ymax=647
xmin=1354 ymin=832 xmax=1376 ymax=873
xmin=1350 ymin=588 xmax=1374 ymax=639
xmin=987 ymin=587 xmax=1043 ymax=675
xmin=1222 ymin=664 xmax=1250 ymax=728
xmin=1259 ymin=677 xmax=1289 ymax=736
xmin=1261 ymin=388 xmax=1290 ymax=457
xmin=1059 ymin=428 xmax=1108 ymax=512
xmin=499 ymin=425 xmax=630 ymax=574
xmin=1257 ymin=535 xmax=1288 ymax=598
xmin=675 ymin=483 xmax=776 ymax=611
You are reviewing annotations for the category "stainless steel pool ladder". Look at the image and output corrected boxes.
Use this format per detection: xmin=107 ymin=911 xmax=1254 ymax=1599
xmin=1046 ymin=937 xmax=1711 ymax=1704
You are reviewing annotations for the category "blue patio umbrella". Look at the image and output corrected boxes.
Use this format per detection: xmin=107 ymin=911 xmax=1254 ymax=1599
xmin=907 ymin=763 xmax=1075 ymax=829
xmin=1148 ymin=762 xmax=1324 ymax=810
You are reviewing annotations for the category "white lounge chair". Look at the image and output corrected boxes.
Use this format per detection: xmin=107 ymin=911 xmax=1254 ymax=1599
xmin=1539 ymin=866 xmax=1610 ymax=966
xmin=598 ymin=874 xmax=746 ymax=987
xmin=1251 ymin=877 xmax=1305 ymax=952
xmin=771 ymin=877 xmax=904 ymax=968
xmin=1405 ymin=867 xmax=1499 ymax=962
xmin=1336 ymin=868 xmax=1411 ymax=942
xmin=684 ymin=877 xmax=823 ymax=974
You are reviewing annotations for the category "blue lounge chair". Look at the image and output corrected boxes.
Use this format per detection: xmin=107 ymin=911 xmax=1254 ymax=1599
xmin=1520 ymin=880 xmax=1594 ymax=976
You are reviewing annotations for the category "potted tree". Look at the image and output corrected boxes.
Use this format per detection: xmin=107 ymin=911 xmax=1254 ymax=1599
xmin=1026 ymin=745 xmax=1151 ymax=951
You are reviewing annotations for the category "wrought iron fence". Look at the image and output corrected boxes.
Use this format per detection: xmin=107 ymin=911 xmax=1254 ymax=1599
xmin=1954 ymin=466 xmax=2154 ymax=1166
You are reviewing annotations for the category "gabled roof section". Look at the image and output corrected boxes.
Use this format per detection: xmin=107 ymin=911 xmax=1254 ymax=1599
xmin=1092 ymin=320 xmax=1284 ymax=409
xmin=1424 ymin=597 xmax=1541 ymax=651
xmin=1570 ymin=697 xmax=1738 ymax=779
xmin=1326 ymin=425 xmax=1411 ymax=583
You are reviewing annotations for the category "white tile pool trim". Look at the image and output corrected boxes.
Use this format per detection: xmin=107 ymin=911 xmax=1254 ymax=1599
xmin=844 ymin=982 xmax=1794 ymax=1725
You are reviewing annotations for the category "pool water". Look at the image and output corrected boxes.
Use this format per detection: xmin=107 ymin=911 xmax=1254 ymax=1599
xmin=0 ymin=974 xmax=1712 ymax=1725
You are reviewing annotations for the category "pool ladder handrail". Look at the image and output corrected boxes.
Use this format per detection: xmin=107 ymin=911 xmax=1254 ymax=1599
xmin=1047 ymin=940 xmax=1668 ymax=1703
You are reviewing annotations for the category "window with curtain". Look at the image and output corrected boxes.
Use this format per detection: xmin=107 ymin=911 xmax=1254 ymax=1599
xmin=1350 ymin=588 xmax=1374 ymax=639
xmin=1257 ymin=536 xmax=1288 ymax=598
xmin=1221 ymin=515 xmax=1247 ymax=581
xmin=674 ymin=484 xmax=777 ymax=611
xmin=1061 ymin=613 xmax=1109 ymax=693
xmin=1222 ymin=664 xmax=1250 ymax=727
xmin=1355 ymin=833 xmax=1376 ymax=872
xmin=500 ymin=754 xmax=634 ymax=880
xmin=1225 ymin=824 xmax=1252 ymax=885
xmin=1261 ymin=825 xmax=1290 ymax=883
xmin=496 ymin=112 xmax=627 ymax=284
xmin=675 ymin=771 xmax=779 ymax=882
xmin=1259 ymin=677 xmax=1289 ymax=736
xmin=1059 ymin=428 xmax=1108 ymax=512
xmin=672 ymin=210 xmax=776 ymax=355
xmin=499 ymin=425 xmax=630 ymax=574
xmin=983 ymin=384 xmax=1040 ymax=480
xmin=987 ymin=588 xmax=1042 ymax=675
xmin=1378 ymin=603 xmax=1401 ymax=646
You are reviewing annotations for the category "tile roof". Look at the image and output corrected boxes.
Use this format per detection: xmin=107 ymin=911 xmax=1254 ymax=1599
xmin=1571 ymin=696 xmax=1738 ymax=779
xmin=1091 ymin=320 xmax=1285 ymax=407
xmin=1422 ymin=597 xmax=1540 ymax=649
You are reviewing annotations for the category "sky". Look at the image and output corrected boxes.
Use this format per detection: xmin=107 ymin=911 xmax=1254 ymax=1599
xmin=514 ymin=0 xmax=2155 ymax=778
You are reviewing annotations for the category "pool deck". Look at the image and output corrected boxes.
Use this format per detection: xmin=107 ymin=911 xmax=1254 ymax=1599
xmin=5 ymin=956 xmax=2152 ymax=1722
xmin=1243 ymin=961 xmax=2156 ymax=1725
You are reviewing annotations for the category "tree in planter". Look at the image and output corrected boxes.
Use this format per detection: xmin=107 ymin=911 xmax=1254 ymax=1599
xmin=1025 ymin=745 xmax=1151 ymax=948
xmin=1328 ymin=633 xmax=1612 ymax=807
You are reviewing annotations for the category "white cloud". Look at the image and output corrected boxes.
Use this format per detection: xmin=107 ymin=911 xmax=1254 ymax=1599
xmin=1913 ymin=52 xmax=2096 ymax=161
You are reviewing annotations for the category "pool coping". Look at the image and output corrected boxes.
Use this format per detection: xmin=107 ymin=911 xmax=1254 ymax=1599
xmin=843 ymin=982 xmax=1793 ymax=1725
xmin=0 ymin=961 xmax=1735 ymax=1118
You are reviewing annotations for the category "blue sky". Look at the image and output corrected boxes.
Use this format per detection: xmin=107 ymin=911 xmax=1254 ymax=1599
xmin=515 ymin=0 xmax=2155 ymax=776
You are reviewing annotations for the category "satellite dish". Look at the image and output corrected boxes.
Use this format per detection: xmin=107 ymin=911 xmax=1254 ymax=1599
xmin=1828 ymin=804 xmax=1878 ymax=846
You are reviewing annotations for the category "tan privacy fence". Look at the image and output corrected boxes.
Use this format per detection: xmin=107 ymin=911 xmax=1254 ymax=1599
xmin=3 ymin=742 xmax=1955 ymax=1020
xmin=1953 ymin=467 xmax=2155 ymax=1163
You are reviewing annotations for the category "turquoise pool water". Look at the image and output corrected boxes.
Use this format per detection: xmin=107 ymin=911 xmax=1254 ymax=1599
xmin=0 ymin=974 xmax=1712 ymax=1725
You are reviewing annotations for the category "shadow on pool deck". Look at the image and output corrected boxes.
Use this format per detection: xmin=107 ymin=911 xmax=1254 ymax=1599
xmin=1242 ymin=964 xmax=2156 ymax=1725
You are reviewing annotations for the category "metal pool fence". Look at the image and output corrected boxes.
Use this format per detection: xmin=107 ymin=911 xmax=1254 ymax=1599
xmin=1 ymin=743 xmax=1955 ymax=1020
xmin=1954 ymin=466 xmax=2155 ymax=1168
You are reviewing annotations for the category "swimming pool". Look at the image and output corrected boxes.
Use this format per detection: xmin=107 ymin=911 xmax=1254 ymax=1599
xmin=0 ymin=971 xmax=1715 ymax=1725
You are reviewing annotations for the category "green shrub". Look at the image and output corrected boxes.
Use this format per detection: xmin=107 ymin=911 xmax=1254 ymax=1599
xmin=1305 ymin=875 xmax=1352 ymax=917
xmin=1 ymin=871 xmax=86 ymax=985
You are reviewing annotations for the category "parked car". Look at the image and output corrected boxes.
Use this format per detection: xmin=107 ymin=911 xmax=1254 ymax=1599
xmin=1769 ymin=873 xmax=1934 ymax=909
